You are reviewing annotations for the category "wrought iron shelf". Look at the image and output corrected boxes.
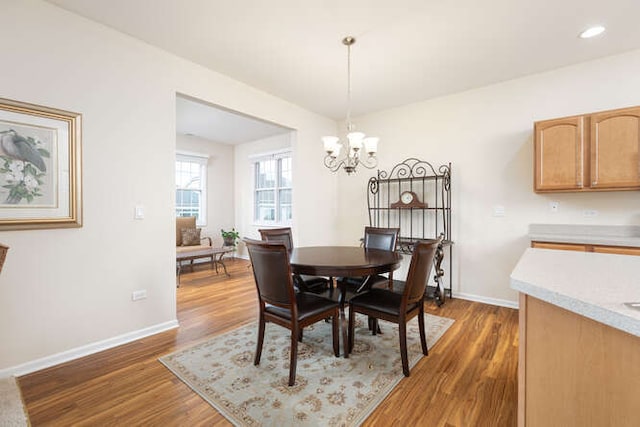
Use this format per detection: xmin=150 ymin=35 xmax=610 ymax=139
xmin=367 ymin=158 xmax=453 ymax=304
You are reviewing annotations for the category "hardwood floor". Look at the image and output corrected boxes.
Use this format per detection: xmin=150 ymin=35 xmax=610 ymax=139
xmin=19 ymin=258 xmax=518 ymax=426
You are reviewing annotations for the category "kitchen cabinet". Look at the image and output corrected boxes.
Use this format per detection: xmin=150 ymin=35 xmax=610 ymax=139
xmin=511 ymin=249 xmax=640 ymax=427
xmin=531 ymin=241 xmax=640 ymax=255
xmin=534 ymin=105 xmax=640 ymax=192
xmin=534 ymin=115 xmax=585 ymax=191
xmin=518 ymin=294 xmax=640 ymax=427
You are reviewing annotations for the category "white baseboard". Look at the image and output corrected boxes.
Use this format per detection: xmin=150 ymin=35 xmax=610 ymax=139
xmin=0 ymin=320 xmax=179 ymax=378
xmin=453 ymin=292 xmax=519 ymax=309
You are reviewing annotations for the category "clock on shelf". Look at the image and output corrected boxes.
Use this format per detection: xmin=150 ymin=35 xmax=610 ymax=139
xmin=390 ymin=191 xmax=428 ymax=208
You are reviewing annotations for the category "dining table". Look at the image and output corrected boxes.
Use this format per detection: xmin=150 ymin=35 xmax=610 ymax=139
xmin=289 ymin=246 xmax=402 ymax=357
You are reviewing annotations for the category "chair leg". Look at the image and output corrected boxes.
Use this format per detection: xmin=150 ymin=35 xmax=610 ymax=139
xmin=254 ymin=315 xmax=265 ymax=366
xmin=399 ymin=321 xmax=410 ymax=376
xmin=289 ymin=327 xmax=299 ymax=386
xmin=348 ymin=304 xmax=356 ymax=354
xmin=298 ymin=328 xmax=303 ymax=342
xmin=418 ymin=307 xmax=429 ymax=356
xmin=332 ymin=310 xmax=340 ymax=357
xmin=368 ymin=316 xmax=381 ymax=335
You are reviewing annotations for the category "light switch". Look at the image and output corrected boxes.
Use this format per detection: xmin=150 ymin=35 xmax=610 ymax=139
xmin=134 ymin=205 xmax=144 ymax=219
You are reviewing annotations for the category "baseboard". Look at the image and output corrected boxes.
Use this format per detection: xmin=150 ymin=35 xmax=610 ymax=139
xmin=0 ymin=320 xmax=179 ymax=378
xmin=453 ymin=292 xmax=519 ymax=309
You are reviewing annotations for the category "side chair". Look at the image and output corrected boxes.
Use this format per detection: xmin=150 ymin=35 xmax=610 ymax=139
xmin=258 ymin=227 xmax=331 ymax=294
xmin=347 ymin=237 xmax=442 ymax=377
xmin=339 ymin=226 xmax=400 ymax=293
xmin=244 ymin=238 xmax=340 ymax=386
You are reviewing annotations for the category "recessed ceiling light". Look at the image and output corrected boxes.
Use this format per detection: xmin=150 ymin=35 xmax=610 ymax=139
xmin=580 ymin=26 xmax=605 ymax=39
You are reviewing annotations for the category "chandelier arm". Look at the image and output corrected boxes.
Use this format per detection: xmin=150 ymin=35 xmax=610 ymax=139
xmin=324 ymin=155 xmax=346 ymax=172
xmin=358 ymin=155 xmax=379 ymax=169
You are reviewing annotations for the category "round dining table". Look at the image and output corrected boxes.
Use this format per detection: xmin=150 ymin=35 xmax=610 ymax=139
xmin=289 ymin=246 xmax=402 ymax=356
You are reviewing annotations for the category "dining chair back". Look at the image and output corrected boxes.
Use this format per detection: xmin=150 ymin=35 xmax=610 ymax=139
xmin=258 ymin=227 xmax=294 ymax=252
xmin=363 ymin=226 xmax=399 ymax=251
xmin=244 ymin=238 xmax=340 ymax=386
xmin=341 ymin=227 xmax=400 ymax=295
xmin=258 ymin=227 xmax=330 ymax=294
xmin=247 ymin=238 xmax=295 ymax=306
xmin=348 ymin=236 xmax=443 ymax=377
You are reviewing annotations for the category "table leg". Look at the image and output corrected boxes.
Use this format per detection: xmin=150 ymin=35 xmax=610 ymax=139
xmin=337 ymin=278 xmax=349 ymax=358
xmin=176 ymin=263 xmax=181 ymax=288
xmin=215 ymin=252 xmax=230 ymax=277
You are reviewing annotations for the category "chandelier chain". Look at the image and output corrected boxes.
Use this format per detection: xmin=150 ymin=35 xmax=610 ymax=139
xmin=346 ymin=38 xmax=352 ymax=131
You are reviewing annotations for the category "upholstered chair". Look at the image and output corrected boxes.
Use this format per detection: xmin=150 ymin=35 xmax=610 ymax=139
xmin=244 ymin=238 xmax=340 ymax=386
xmin=258 ymin=227 xmax=331 ymax=293
xmin=348 ymin=237 xmax=442 ymax=377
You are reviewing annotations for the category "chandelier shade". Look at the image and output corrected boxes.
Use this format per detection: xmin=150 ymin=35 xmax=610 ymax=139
xmin=323 ymin=36 xmax=378 ymax=174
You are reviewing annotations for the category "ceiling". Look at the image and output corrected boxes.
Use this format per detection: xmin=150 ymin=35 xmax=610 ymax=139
xmin=47 ymin=0 xmax=640 ymax=140
xmin=176 ymin=95 xmax=292 ymax=144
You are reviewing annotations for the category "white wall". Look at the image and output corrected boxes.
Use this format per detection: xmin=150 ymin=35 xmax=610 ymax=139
xmin=0 ymin=0 xmax=336 ymax=374
xmin=337 ymin=49 xmax=640 ymax=305
xmin=176 ymin=134 xmax=234 ymax=246
xmin=5 ymin=0 xmax=639 ymax=374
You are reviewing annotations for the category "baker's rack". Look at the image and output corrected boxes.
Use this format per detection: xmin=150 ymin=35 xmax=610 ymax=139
xmin=367 ymin=158 xmax=453 ymax=302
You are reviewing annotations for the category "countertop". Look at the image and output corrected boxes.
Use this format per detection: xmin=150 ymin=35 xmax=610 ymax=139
xmin=528 ymin=224 xmax=640 ymax=247
xmin=510 ymin=248 xmax=640 ymax=337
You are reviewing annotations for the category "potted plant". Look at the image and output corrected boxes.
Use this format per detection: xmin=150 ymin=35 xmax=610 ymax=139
xmin=221 ymin=228 xmax=240 ymax=247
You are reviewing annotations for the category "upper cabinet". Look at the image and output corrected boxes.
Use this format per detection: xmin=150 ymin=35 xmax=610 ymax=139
xmin=534 ymin=115 xmax=585 ymax=191
xmin=590 ymin=106 xmax=640 ymax=189
xmin=534 ymin=105 xmax=640 ymax=192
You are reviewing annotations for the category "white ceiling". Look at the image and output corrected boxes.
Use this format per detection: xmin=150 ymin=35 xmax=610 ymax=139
xmin=176 ymin=95 xmax=292 ymax=144
xmin=47 ymin=0 xmax=640 ymax=140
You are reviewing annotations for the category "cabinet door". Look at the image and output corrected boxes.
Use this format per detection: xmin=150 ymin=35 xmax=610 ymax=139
xmin=592 ymin=245 xmax=640 ymax=256
xmin=534 ymin=116 xmax=585 ymax=191
xmin=531 ymin=242 xmax=587 ymax=251
xmin=590 ymin=106 xmax=640 ymax=189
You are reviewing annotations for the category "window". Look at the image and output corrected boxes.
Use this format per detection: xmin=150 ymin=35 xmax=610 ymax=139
xmin=176 ymin=152 xmax=208 ymax=226
xmin=254 ymin=152 xmax=292 ymax=224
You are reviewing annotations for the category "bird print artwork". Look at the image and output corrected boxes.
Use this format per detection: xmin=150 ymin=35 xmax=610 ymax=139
xmin=0 ymin=128 xmax=50 ymax=204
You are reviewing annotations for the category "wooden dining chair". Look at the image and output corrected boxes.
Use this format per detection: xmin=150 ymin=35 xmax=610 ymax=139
xmin=337 ymin=227 xmax=399 ymax=296
xmin=244 ymin=238 xmax=340 ymax=386
xmin=347 ymin=237 xmax=442 ymax=377
xmin=258 ymin=227 xmax=331 ymax=294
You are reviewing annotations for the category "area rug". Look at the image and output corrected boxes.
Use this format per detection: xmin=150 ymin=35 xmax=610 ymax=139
xmin=0 ymin=376 xmax=30 ymax=426
xmin=160 ymin=313 xmax=454 ymax=426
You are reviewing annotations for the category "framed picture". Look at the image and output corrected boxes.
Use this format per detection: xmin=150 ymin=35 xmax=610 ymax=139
xmin=0 ymin=98 xmax=82 ymax=230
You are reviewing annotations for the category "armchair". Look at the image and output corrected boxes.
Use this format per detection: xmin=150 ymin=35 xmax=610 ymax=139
xmin=176 ymin=216 xmax=213 ymax=273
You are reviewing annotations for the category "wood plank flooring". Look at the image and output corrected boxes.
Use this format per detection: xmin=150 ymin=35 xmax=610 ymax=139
xmin=18 ymin=258 xmax=518 ymax=426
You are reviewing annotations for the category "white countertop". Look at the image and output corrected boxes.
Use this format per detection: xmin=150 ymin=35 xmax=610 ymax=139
xmin=510 ymin=248 xmax=640 ymax=337
xmin=529 ymin=224 xmax=640 ymax=247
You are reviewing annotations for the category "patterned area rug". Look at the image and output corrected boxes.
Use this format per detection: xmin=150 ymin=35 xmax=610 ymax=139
xmin=0 ymin=376 xmax=29 ymax=426
xmin=160 ymin=313 xmax=454 ymax=426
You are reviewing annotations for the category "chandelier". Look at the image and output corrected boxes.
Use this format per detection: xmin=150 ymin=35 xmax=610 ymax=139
xmin=322 ymin=36 xmax=379 ymax=174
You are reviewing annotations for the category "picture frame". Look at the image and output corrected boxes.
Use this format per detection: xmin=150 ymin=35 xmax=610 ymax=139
xmin=0 ymin=98 xmax=82 ymax=230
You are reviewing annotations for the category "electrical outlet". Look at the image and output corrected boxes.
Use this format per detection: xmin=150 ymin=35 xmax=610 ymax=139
xmin=493 ymin=205 xmax=505 ymax=217
xmin=550 ymin=201 xmax=559 ymax=212
xmin=132 ymin=290 xmax=147 ymax=301
xmin=583 ymin=209 xmax=599 ymax=218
